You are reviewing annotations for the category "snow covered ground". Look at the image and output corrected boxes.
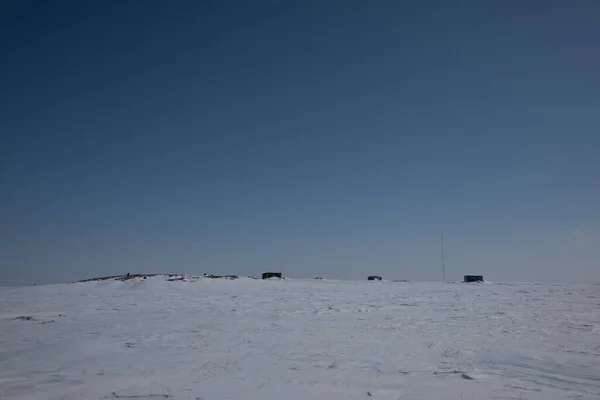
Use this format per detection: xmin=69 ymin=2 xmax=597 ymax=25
xmin=1 ymin=277 xmax=599 ymax=400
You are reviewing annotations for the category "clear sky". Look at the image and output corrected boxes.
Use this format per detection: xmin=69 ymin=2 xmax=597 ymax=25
xmin=1 ymin=1 xmax=599 ymax=286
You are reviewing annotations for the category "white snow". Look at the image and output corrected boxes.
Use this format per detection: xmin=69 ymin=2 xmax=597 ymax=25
xmin=1 ymin=277 xmax=599 ymax=400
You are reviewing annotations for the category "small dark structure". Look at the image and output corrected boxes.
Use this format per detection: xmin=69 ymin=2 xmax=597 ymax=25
xmin=262 ymin=272 xmax=282 ymax=279
xmin=202 ymin=274 xmax=239 ymax=280
xmin=368 ymin=276 xmax=382 ymax=281
xmin=464 ymin=275 xmax=484 ymax=283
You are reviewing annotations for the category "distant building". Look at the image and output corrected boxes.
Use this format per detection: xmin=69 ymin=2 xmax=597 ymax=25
xmin=262 ymin=272 xmax=282 ymax=279
xmin=464 ymin=275 xmax=484 ymax=283
xmin=368 ymin=276 xmax=382 ymax=281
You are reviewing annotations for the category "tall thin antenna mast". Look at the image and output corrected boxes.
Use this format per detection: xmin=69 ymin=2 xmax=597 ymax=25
xmin=441 ymin=233 xmax=446 ymax=282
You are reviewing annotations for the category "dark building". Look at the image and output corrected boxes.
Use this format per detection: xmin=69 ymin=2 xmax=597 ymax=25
xmin=368 ymin=276 xmax=382 ymax=281
xmin=464 ymin=275 xmax=484 ymax=282
xmin=262 ymin=272 xmax=282 ymax=279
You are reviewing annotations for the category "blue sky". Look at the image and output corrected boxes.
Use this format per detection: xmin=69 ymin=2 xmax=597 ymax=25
xmin=1 ymin=1 xmax=599 ymax=285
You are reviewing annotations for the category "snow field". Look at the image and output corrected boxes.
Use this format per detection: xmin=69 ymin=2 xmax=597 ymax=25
xmin=1 ymin=277 xmax=599 ymax=399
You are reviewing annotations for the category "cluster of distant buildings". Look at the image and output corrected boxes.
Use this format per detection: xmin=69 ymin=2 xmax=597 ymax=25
xmin=78 ymin=271 xmax=484 ymax=283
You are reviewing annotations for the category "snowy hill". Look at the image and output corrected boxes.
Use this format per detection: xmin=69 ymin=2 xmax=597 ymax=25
xmin=1 ymin=277 xmax=599 ymax=399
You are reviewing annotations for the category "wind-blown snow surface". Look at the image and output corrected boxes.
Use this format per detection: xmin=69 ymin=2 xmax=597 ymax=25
xmin=1 ymin=278 xmax=599 ymax=400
